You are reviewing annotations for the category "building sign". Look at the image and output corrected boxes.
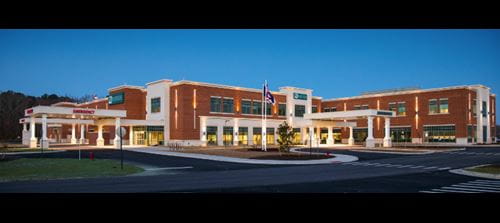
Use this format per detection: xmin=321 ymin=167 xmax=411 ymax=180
xmin=293 ymin=93 xmax=307 ymax=100
xmin=25 ymin=108 xmax=33 ymax=115
xmin=109 ymin=92 xmax=125 ymax=105
xmin=377 ymin=111 xmax=393 ymax=116
xmin=73 ymin=109 xmax=95 ymax=114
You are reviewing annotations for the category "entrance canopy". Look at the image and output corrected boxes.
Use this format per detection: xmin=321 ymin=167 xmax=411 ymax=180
xmin=24 ymin=105 xmax=126 ymax=120
xmin=303 ymin=109 xmax=395 ymax=121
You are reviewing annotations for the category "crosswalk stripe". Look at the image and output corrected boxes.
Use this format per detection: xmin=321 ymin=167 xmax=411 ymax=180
xmin=474 ymin=180 xmax=500 ymax=184
xmin=430 ymin=188 xmax=478 ymax=193
xmin=423 ymin=166 xmax=438 ymax=169
xmin=410 ymin=165 xmax=425 ymax=169
xmin=420 ymin=190 xmax=442 ymax=193
xmin=438 ymin=167 xmax=451 ymax=170
xmin=441 ymin=186 xmax=500 ymax=193
xmin=450 ymin=184 xmax=500 ymax=191
xmin=461 ymin=182 xmax=500 ymax=188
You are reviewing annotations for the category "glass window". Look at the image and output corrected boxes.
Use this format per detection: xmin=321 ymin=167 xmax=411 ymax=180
xmin=323 ymin=107 xmax=330 ymax=112
xmin=331 ymin=107 xmax=337 ymax=112
xmin=295 ymin=105 xmax=306 ymax=117
xmin=223 ymin=127 xmax=233 ymax=145
xmin=266 ymin=128 xmax=275 ymax=145
xmin=482 ymin=101 xmax=487 ymax=118
xmin=439 ymin=98 xmax=448 ymax=114
xmin=241 ymin=100 xmax=252 ymax=114
xmin=206 ymin=126 xmax=218 ymax=145
xmin=278 ymin=104 xmax=286 ymax=116
xmin=151 ymin=97 xmax=161 ymax=113
xmin=252 ymin=101 xmax=262 ymax=115
xmin=292 ymin=128 xmax=301 ymax=144
xmin=353 ymin=128 xmax=367 ymax=143
xmin=472 ymin=99 xmax=477 ymax=117
xmin=388 ymin=127 xmax=411 ymax=142
xmin=266 ymin=103 xmax=272 ymax=115
xmin=253 ymin=127 xmax=262 ymax=145
xmin=210 ymin=97 xmax=222 ymax=112
xmin=108 ymin=92 xmax=124 ymax=105
xmin=238 ymin=127 xmax=248 ymax=145
xmin=361 ymin=104 xmax=369 ymax=110
xmin=223 ymin=98 xmax=234 ymax=113
xmin=389 ymin=103 xmax=397 ymax=113
xmin=354 ymin=105 xmax=361 ymax=110
xmin=312 ymin=106 xmax=318 ymax=113
xmin=423 ymin=125 xmax=456 ymax=143
xmin=429 ymin=99 xmax=438 ymax=114
xmin=398 ymin=102 xmax=406 ymax=116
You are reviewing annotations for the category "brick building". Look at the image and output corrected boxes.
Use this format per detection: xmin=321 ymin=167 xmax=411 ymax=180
xmin=20 ymin=79 xmax=497 ymax=148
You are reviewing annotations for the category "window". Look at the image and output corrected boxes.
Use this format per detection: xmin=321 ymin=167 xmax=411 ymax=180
xmin=241 ymin=100 xmax=252 ymax=114
xmin=331 ymin=107 xmax=337 ymax=112
xmin=266 ymin=128 xmax=275 ymax=145
xmin=472 ymin=99 xmax=477 ymax=117
xmin=278 ymin=104 xmax=286 ymax=116
xmin=223 ymin=98 xmax=234 ymax=113
xmin=397 ymin=102 xmax=406 ymax=116
xmin=206 ymin=126 xmax=218 ymax=145
xmin=423 ymin=125 xmax=456 ymax=143
xmin=252 ymin=101 xmax=262 ymax=115
xmin=388 ymin=127 xmax=411 ymax=142
xmin=253 ymin=127 xmax=262 ymax=145
xmin=389 ymin=102 xmax=397 ymax=113
xmin=223 ymin=127 xmax=233 ymax=145
xmin=353 ymin=128 xmax=367 ymax=143
xmin=151 ymin=97 xmax=161 ymax=113
xmin=429 ymin=99 xmax=438 ymax=114
xmin=292 ymin=128 xmax=301 ymax=144
xmin=353 ymin=105 xmax=361 ymax=110
xmin=108 ymin=92 xmax=124 ymax=105
xmin=439 ymin=98 xmax=448 ymax=114
xmin=323 ymin=107 xmax=330 ymax=112
xmin=266 ymin=103 xmax=272 ymax=115
xmin=312 ymin=106 xmax=318 ymax=113
xmin=467 ymin=125 xmax=477 ymax=143
xmin=210 ymin=97 xmax=222 ymax=112
xmin=482 ymin=101 xmax=487 ymax=118
xmin=361 ymin=104 xmax=369 ymax=110
xmin=295 ymin=105 xmax=306 ymax=117
xmin=238 ymin=127 xmax=248 ymax=145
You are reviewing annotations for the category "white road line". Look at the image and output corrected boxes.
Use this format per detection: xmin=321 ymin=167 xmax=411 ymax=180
xmin=431 ymin=188 xmax=478 ymax=193
xmin=441 ymin=186 xmax=500 ymax=193
xmin=423 ymin=166 xmax=439 ymax=170
xmin=438 ymin=167 xmax=451 ymax=170
xmin=410 ymin=165 xmax=425 ymax=169
xmin=420 ymin=190 xmax=442 ymax=193
xmin=145 ymin=166 xmax=193 ymax=171
xmin=463 ymin=182 xmax=500 ymax=187
xmin=450 ymin=184 xmax=500 ymax=191
xmin=396 ymin=165 xmax=414 ymax=168
xmin=474 ymin=180 xmax=500 ymax=184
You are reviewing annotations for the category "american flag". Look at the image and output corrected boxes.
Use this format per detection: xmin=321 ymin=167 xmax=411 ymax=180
xmin=263 ymin=83 xmax=275 ymax=105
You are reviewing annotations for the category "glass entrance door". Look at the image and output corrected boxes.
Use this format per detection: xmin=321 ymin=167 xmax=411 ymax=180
xmin=134 ymin=131 xmax=145 ymax=145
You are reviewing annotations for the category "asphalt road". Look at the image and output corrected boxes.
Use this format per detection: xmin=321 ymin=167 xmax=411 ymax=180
xmin=1 ymin=146 xmax=500 ymax=193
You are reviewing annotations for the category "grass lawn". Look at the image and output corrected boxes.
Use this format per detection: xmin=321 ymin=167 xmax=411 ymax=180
xmin=466 ymin=164 xmax=500 ymax=175
xmin=0 ymin=158 xmax=144 ymax=182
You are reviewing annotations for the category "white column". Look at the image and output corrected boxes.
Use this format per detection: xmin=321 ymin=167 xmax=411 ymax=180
xmin=41 ymin=114 xmax=49 ymax=148
xmin=70 ymin=123 xmax=77 ymax=144
xmin=308 ymin=127 xmax=314 ymax=147
xmin=129 ymin=126 xmax=134 ymax=146
xmin=97 ymin=125 xmax=104 ymax=147
xmin=29 ymin=116 xmax=37 ymax=148
xmin=79 ymin=124 xmax=85 ymax=144
xmin=22 ymin=123 xmax=29 ymax=146
xmin=113 ymin=118 xmax=121 ymax=148
xmin=383 ymin=117 xmax=392 ymax=147
xmin=327 ymin=126 xmax=334 ymax=145
xmin=200 ymin=117 xmax=207 ymax=146
xmin=348 ymin=126 xmax=354 ymax=146
xmin=217 ymin=125 xmax=223 ymax=146
xmin=233 ymin=119 xmax=239 ymax=146
xmin=366 ymin=116 xmax=375 ymax=148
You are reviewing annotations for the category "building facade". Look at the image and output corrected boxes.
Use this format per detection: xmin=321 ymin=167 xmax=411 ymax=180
xmin=20 ymin=79 xmax=497 ymax=148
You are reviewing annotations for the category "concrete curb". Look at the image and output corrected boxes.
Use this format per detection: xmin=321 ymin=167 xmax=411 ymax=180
xmin=126 ymin=148 xmax=358 ymax=165
xmin=347 ymin=149 xmax=435 ymax=155
xmin=449 ymin=164 xmax=500 ymax=180
xmin=1 ymin=150 xmax=65 ymax=155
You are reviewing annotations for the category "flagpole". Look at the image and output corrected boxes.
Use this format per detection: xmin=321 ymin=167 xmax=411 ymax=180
xmin=264 ymin=80 xmax=267 ymax=152
xmin=262 ymin=81 xmax=265 ymax=151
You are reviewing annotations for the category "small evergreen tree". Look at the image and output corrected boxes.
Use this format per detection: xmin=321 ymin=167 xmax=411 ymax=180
xmin=277 ymin=121 xmax=295 ymax=153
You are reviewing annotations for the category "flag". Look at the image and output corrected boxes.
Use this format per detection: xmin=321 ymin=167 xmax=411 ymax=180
xmin=264 ymin=83 xmax=275 ymax=105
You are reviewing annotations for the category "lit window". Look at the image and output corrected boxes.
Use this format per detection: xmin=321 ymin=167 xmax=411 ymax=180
xmin=439 ymin=98 xmax=448 ymax=114
xmin=398 ymin=102 xmax=406 ymax=116
xmin=429 ymin=99 xmax=438 ymax=114
xmin=151 ymin=97 xmax=161 ymax=113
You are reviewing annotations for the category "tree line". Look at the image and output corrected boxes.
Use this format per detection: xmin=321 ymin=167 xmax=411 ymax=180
xmin=0 ymin=90 xmax=95 ymax=142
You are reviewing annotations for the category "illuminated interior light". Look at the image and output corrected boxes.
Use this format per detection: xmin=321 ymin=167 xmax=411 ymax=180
xmin=193 ymin=89 xmax=197 ymax=109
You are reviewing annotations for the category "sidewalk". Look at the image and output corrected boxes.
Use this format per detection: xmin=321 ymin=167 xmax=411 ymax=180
xmin=126 ymin=147 xmax=358 ymax=165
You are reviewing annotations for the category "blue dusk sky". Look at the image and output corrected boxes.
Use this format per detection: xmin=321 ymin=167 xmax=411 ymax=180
xmin=1 ymin=29 xmax=499 ymax=122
